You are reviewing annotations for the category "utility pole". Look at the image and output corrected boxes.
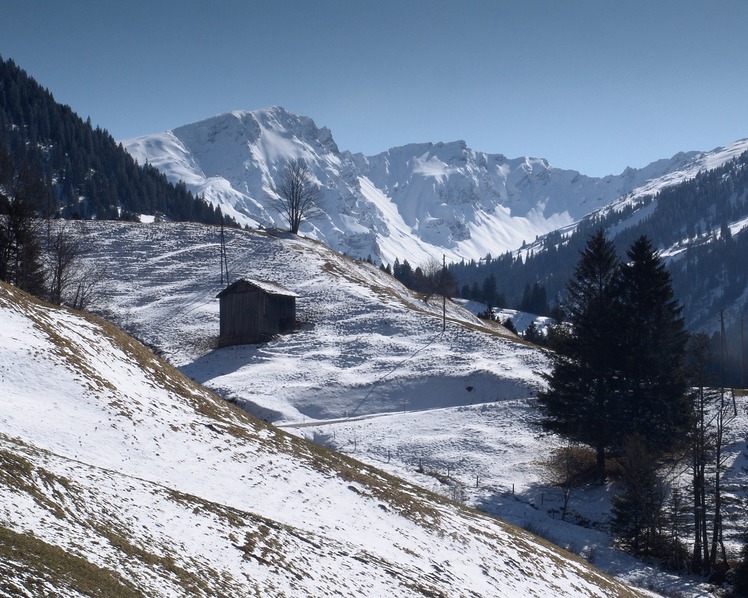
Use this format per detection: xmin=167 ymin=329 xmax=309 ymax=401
xmin=741 ymin=318 xmax=745 ymax=390
xmin=219 ymin=211 xmax=229 ymax=285
xmin=442 ymin=254 xmax=446 ymax=332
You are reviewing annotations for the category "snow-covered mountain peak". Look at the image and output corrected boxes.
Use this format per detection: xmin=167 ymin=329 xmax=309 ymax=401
xmin=170 ymin=106 xmax=339 ymax=176
xmin=123 ymin=107 xmax=747 ymax=267
xmin=234 ymin=105 xmax=339 ymax=156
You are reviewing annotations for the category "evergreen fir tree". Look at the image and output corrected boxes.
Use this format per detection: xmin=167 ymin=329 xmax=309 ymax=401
xmin=611 ymin=434 xmax=666 ymax=557
xmin=539 ymin=232 xmax=692 ymax=479
xmin=502 ymin=317 xmax=517 ymax=334
xmin=616 ymin=236 xmax=691 ymax=455
xmin=482 ymin=274 xmax=497 ymax=306
xmin=470 ymin=280 xmax=481 ymax=302
xmin=523 ymin=321 xmax=543 ymax=345
xmin=537 ymin=229 xmax=622 ymax=480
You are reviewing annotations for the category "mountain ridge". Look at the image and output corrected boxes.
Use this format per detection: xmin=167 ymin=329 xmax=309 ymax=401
xmin=123 ymin=106 xmax=745 ymax=266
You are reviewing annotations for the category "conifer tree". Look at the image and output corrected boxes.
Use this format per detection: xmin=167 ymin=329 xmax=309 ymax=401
xmin=539 ymin=232 xmax=691 ymax=479
xmin=611 ymin=434 xmax=666 ymax=556
xmin=502 ymin=317 xmax=517 ymax=334
xmin=616 ymin=236 xmax=690 ymax=454
xmin=523 ymin=321 xmax=544 ymax=345
xmin=538 ymin=229 xmax=622 ymax=479
xmin=482 ymin=274 xmax=497 ymax=306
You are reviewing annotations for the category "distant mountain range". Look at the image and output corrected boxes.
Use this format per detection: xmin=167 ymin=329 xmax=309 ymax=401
xmin=122 ymin=106 xmax=748 ymax=266
xmin=448 ymin=143 xmax=748 ymax=339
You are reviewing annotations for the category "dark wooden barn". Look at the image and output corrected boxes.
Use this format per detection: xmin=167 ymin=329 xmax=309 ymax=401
xmin=216 ymin=278 xmax=297 ymax=346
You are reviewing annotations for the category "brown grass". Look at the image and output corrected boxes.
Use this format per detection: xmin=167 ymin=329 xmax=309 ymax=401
xmin=0 ymin=525 xmax=143 ymax=598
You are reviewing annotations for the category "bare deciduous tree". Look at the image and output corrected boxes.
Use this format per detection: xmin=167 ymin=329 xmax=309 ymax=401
xmin=47 ymin=222 xmax=84 ymax=305
xmin=44 ymin=221 xmax=107 ymax=311
xmin=687 ymin=333 xmax=712 ymax=574
xmin=69 ymin=261 xmax=108 ymax=311
xmin=543 ymin=443 xmax=595 ymax=521
xmin=270 ymin=159 xmax=323 ymax=234
xmin=420 ymin=256 xmax=457 ymax=303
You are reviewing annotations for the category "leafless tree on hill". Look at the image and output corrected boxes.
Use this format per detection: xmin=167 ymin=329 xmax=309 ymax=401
xmin=270 ymin=159 xmax=323 ymax=234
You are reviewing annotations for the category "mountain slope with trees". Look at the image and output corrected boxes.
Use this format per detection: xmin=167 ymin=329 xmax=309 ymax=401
xmin=457 ymin=146 xmax=748 ymax=321
xmin=0 ymin=55 xmax=228 ymax=224
xmin=450 ymin=148 xmax=748 ymax=365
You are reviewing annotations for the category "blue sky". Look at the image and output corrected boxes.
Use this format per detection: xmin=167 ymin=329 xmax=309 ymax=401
xmin=2 ymin=0 xmax=747 ymax=177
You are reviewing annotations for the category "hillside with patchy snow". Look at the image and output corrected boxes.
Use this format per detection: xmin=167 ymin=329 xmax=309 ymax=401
xmin=122 ymin=106 xmax=748 ymax=266
xmin=0 ymin=276 xmax=655 ymax=597
xmin=41 ymin=220 xmax=743 ymax=597
xmin=0 ymin=218 xmax=744 ymax=596
xmin=72 ymin=221 xmax=543 ymax=423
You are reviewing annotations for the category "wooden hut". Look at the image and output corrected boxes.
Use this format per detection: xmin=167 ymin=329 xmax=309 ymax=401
xmin=216 ymin=278 xmax=297 ymax=346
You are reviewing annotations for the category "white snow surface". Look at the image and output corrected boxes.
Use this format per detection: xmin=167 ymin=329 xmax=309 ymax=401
xmin=2 ymin=221 xmax=746 ymax=597
xmin=122 ymin=106 xmax=748 ymax=267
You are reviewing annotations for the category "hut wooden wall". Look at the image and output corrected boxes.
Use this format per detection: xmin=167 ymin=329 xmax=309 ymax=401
xmin=219 ymin=289 xmax=296 ymax=345
xmin=267 ymin=295 xmax=296 ymax=333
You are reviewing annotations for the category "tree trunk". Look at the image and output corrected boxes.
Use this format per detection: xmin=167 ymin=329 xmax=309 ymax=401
xmin=596 ymin=443 xmax=606 ymax=482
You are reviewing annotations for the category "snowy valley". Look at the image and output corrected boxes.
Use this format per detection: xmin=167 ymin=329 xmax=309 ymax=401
xmin=3 ymin=27 xmax=748 ymax=598
xmin=2 ymin=223 xmax=657 ymax=597
xmin=2 ymin=70 xmax=748 ymax=594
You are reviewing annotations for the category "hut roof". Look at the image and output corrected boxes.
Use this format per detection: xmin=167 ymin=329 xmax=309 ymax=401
xmin=216 ymin=278 xmax=298 ymax=299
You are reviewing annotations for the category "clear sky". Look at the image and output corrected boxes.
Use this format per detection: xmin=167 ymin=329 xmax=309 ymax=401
xmin=1 ymin=0 xmax=747 ymax=177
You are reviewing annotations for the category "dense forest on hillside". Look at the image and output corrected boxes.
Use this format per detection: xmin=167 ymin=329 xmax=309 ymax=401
xmin=449 ymin=150 xmax=748 ymax=319
xmin=0 ymin=55 xmax=231 ymax=224
xmin=448 ymin=150 xmax=748 ymax=320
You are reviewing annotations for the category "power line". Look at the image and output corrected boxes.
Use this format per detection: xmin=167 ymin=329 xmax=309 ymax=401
xmin=348 ymin=330 xmax=445 ymax=418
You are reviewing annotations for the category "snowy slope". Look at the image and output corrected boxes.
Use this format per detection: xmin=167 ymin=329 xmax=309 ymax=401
xmin=73 ymin=221 xmax=543 ymax=423
xmin=122 ymin=106 xmax=747 ymax=266
xmin=0 ymin=279 xmax=654 ymax=597
xmin=65 ymin=220 xmax=747 ymax=597
xmin=39 ymin=220 xmax=743 ymax=597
